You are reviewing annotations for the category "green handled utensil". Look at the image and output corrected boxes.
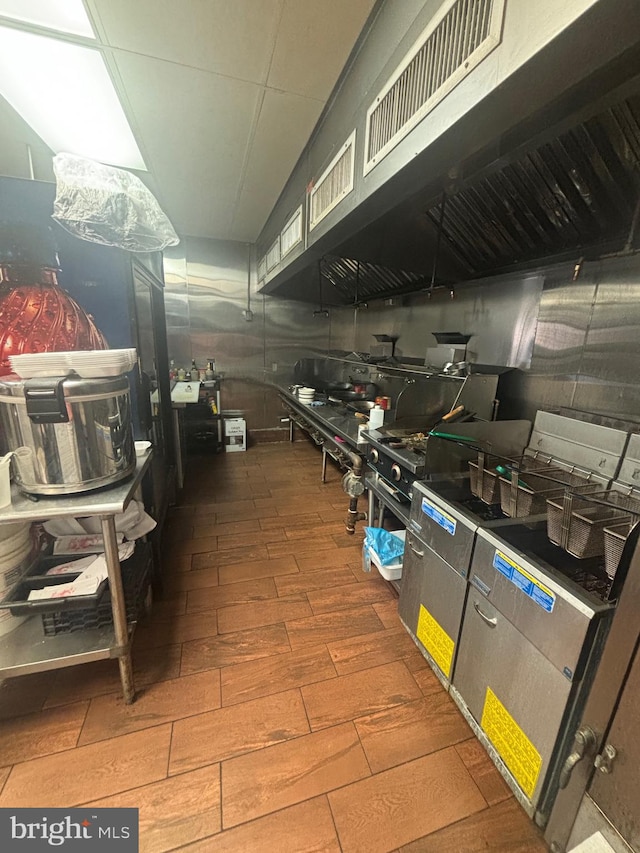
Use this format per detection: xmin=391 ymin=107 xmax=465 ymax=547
xmin=428 ymin=430 xmax=480 ymax=442
xmin=495 ymin=464 xmax=527 ymax=487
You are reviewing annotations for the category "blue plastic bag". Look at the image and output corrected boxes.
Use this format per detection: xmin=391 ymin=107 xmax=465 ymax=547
xmin=363 ymin=527 xmax=405 ymax=566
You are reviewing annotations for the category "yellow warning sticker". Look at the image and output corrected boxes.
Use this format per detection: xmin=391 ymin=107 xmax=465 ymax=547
xmin=481 ymin=687 xmax=543 ymax=800
xmin=416 ymin=604 xmax=454 ymax=678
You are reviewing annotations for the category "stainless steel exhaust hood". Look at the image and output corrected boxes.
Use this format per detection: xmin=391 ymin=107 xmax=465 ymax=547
xmin=259 ymin=0 xmax=640 ymax=306
xmin=423 ymin=94 xmax=640 ymax=276
xmin=269 ymin=88 xmax=640 ymax=306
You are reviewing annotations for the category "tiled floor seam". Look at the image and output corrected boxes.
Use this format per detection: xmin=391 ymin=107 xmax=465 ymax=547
xmin=0 ymin=767 xmax=12 ymax=797
xmin=71 ymin=697 xmax=93 ymax=748
xmin=165 ymin=720 xmax=174 ymax=780
xmin=220 ymin=677 xmax=322 ymax=710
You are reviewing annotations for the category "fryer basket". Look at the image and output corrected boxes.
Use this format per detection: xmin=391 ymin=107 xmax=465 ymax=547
xmin=547 ymin=490 xmax=640 ymax=559
xmin=603 ymin=520 xmax=635 ymax=579
xmin=469 ymin=455 xmax=556 ymax=505
xmin=499 ymin=469 xmax=598 ymax=518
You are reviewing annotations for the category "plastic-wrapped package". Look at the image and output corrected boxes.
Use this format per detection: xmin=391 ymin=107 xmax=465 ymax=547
xmin=52 ymin=153 xmax=180 ymax=252
xmin=363 ymin=527 xmax=405 ymax=566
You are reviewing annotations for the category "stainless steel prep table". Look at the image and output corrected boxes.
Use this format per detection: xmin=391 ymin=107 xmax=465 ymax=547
xmin=279 ymin=388 xmax=364 ymax=447
xmin=0 ymin=452 xmax=153 ymax=704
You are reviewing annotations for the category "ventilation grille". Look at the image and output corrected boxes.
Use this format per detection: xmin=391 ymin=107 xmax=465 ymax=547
xmin=266 ymin=237 xmax=281 ymax=273
xmin=309 ymin=131 xmax=356 ymax=230
xmin=281 ymin=205 xmax=303 ymax=258
xmin=257 ymin=255 xmax=266 ymax=281
xmin=364 ymin=0 xmax=505 ymax=174
xmin=320 ymin=255 xmax=426 ymax=303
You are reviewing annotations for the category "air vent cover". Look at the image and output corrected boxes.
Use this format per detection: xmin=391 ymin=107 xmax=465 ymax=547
xmin=281 ymin=205 xmax=303 ymax=257
xmin=266 ymin=237 xmax=280 ymax=273
xmin=257 ymin=255 xmax=266 ymax=282
xmin=309 ymin=130 xmax=356 ymax=231
xmin=364 ymin=0 xmax=505 ymax=174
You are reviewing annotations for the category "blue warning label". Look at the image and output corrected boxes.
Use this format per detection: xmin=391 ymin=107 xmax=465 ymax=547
xmin=493 ymin=550 xmax=555 ymax=613
xmin=421 ymin=497 xmax=457 ymax=536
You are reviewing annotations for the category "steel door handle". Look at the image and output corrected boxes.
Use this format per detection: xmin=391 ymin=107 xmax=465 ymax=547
xmin=408 ymin=538 xmax=424 ymax=557
xmin=473 ymin=601 xmax=497 ymax=627
xmin=559 ymin=726 xmax=597 ymax=789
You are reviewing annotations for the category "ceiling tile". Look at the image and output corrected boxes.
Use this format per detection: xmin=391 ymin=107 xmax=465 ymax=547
xmin=1 ymin=2 xmax=372 ymax=241
xmin=229 ymin=89 xmax=323 ymax=241
xmin=112 ymin=51 xmax=263 ymax=239
xmin=90 ymin=0 xmax=283 ymax=84
xmin=267 ymin=0 xmax=376 ymax=100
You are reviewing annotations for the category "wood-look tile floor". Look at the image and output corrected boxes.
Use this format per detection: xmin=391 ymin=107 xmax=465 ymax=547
xmin=0 ymin=441 xmax=549 ymax=852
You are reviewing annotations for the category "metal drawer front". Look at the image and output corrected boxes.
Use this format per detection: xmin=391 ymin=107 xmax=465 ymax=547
xmin=398 ymin=534 xmax=467 ymax=684
xmin=453 ymin=593 xmax=571 ymax=807
xmin=469 ymin=530 xmax=604 ymax=680
xmin=408 ymin=482 xmax=477 ymax=576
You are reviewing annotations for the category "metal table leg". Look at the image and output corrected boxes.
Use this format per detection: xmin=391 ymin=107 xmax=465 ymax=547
xmin=368 ymin=486 xmax=375 ymax=525
xmin=101 ymin=514 xmax=136 ymax=704
xmin=173 ymin=408 xmax=184 ymax=489
xmin=321 ymin=447 xmax=328 ymax=483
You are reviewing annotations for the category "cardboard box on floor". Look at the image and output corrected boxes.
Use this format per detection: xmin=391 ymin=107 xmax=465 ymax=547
xmin=224 ymin=417 xmax=246 ymax=452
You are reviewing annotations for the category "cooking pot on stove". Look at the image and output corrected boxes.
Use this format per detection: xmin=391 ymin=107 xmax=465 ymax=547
xmin=0 ymin=374 xmax=135 ymax=495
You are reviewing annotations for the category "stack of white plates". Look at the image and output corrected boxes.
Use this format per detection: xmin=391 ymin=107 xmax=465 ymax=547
xmin=0 ymin=609 xmax=27 ymax=638
xmin=10 ymin=349 xmax=137 ymax=379
xmin=0 ymin=522 xmax=34 ymax=637
xmin=0 ymin=522 xmax=33 ymax=570
xmin=298 ymin=387 xmax=315 ymax=404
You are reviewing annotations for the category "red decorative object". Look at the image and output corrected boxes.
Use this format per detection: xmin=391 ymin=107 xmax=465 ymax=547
xmin=0 ymin=224 xmax=107 ymax=375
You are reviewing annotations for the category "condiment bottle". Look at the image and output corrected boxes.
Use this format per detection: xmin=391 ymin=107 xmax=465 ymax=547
xmin=190 ymin=359 xmax=199 ymax=381
xmin=177 ymin=366 xmax=186 ymax=381
xmin=205 ymin=360 xmax=215 ymax=381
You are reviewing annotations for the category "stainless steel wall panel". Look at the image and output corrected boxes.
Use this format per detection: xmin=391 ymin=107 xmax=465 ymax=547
xmin=504 ymin=374 xmax=578 ymax=424
xmin=327 ymin=273 xmax=543 ymax=369
xmin=528 ymin=273 xmax=596 ymax=378
xmin=263 ymin=296 xmax=331 ymax=385
xmin=183 ymin=237 xmax=258 ymax=383
xmin=569 ymin=258 xmax=640 ymax=424
xmin=164 ymin=239 xmax=640 ymax=434
xmin=162 ymin=248 xmax=191 ymax=369
xmin=572 ymin=381 xmax=640 ymax=426
xmin=579 ymin=271 xmax=640 ymax=383
xmin=164 ymin=238 xmax=328 ymax=431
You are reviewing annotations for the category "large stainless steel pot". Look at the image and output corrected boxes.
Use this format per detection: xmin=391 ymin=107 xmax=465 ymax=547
xmin=0 ymin=374 xmax=135 ymax=495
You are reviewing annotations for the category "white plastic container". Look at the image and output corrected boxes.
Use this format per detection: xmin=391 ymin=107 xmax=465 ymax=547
xmin=0 ymin=453 xmax=11 ymax=508
xmin=368 ymin=404 xmax=385 ymax=429
xmin=368 ymin=529 xmax=406 ymax=581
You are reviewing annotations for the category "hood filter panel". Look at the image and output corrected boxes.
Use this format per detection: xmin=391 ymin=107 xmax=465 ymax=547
xmin=428 ymin=96 xmax=640 ymax=273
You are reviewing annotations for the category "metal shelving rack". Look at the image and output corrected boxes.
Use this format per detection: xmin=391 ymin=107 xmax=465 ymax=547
xmin=0 ymin=452 xmax=153 ymax=704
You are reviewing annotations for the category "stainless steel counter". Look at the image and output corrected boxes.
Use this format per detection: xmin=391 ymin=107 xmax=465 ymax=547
xmin=278 ymin=387 xmax=367 ymax=449
xmin=0 ymin=451 xmax=154 ymax=703
xmin=3 ymin=452 xmax=154 ymax=522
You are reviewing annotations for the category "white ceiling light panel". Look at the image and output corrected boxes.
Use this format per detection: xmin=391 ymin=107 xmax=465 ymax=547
xmin=0 ymin=0 xmax=95 ymax=38
xmin=0 ymin=25 xmax=146 ymax=170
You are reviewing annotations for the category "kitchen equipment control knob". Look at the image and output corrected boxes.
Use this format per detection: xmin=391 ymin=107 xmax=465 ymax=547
xmin=391 ymin=463 xmax=402 ymax=482
xmin=370 ymin=449 xmax=379 ymax=463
